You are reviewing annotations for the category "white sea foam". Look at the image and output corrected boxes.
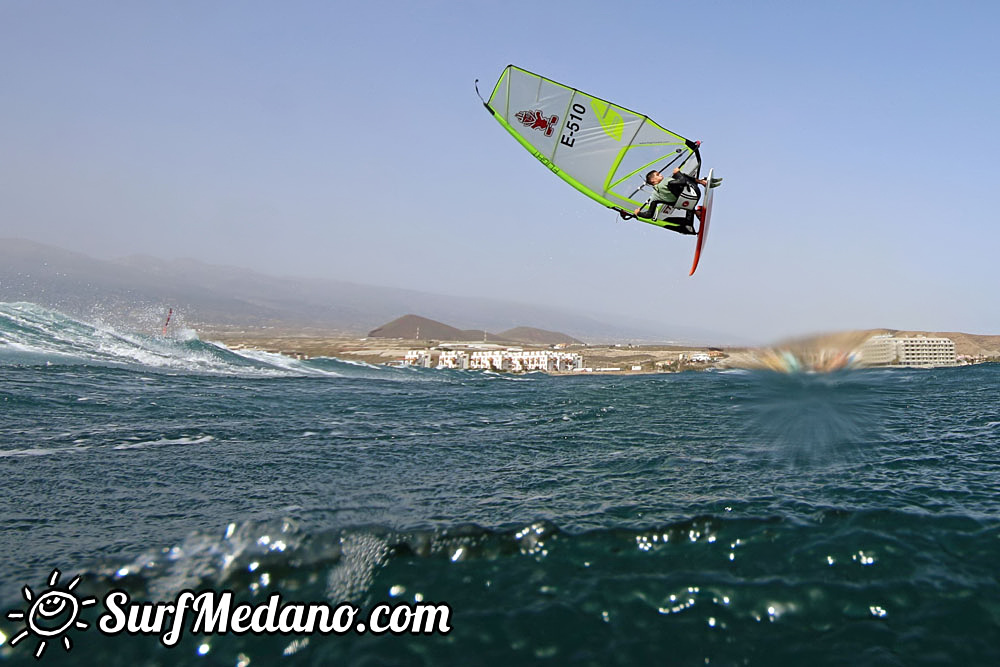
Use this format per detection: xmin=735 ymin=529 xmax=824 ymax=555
xmin=0 ymin=445 xmax=91 ymax=458
xmin=230 ymin=347 xmax=342 ymax=377
xmin=113 ymin=435 xmax=216 ymax=450
xmin=0 ymin=302 xmax=350 ymax=378
xmin=326 ymin=357 xmax=379 ymax=369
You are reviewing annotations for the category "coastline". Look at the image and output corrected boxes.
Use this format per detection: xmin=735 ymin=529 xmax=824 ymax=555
xmin=200 ymin=328 xmax=772 ymax=374
xmin=199 ymin=326 xmax=1000 ymax=374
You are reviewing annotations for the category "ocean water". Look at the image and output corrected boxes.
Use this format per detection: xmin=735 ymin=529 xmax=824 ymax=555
xmin=1 ymin=302 xmax=999 ymax=665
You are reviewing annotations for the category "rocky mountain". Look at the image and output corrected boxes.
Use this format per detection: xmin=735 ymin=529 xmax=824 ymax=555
xmin=367 ymin=316 xmax=580 ymax=345
xmin=367 ymin=315 xmax=499 ymax=342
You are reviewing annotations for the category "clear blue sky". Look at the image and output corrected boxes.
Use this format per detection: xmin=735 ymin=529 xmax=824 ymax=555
xmin=2 ymin=0 xmax=998 ymax=342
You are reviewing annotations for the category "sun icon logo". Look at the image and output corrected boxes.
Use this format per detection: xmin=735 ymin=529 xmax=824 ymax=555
xmin=5 ymin=569 xmax=97 ymax=659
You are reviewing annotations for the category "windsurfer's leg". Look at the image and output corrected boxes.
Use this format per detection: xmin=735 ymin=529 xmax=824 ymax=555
xmin=663 ymin=210 xmax=697 ymax=235
xmin=639 ymin=199 xmax=678 ymax=220
xmin=636 ymin=201 xmax=661 ymax=220
xmin=663 ymin=216 xmax=697 ymax=235
xmin=685 ymin=208 xmax=698 ymax=233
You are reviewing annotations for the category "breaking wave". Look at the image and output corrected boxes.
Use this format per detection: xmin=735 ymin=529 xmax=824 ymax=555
xmin=0 ymin=303 xmax=400 ymax=378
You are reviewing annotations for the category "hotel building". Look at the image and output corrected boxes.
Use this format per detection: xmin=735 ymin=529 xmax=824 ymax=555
xmin=859 ymin=335 xmax=957 ymax=368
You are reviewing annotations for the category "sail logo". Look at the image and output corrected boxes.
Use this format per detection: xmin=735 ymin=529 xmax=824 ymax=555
xmin=589 ymin=99 xmax=624 ymax=141
xmin=515 ymin=110 xmax=559 ymax=137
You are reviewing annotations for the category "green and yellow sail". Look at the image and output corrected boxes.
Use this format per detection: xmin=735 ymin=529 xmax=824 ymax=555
xmin=481 ymin=65 xmax=702 ymax=228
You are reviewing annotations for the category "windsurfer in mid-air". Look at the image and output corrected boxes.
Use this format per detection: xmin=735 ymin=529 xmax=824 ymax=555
xmin=629 ymin=168 xmax=723 ymax=234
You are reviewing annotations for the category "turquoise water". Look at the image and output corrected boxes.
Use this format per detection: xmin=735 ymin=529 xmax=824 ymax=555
xmin=2 ymin=302 xmax=999 ymax=665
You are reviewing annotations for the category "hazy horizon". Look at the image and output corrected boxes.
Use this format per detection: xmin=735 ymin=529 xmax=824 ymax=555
xmin=3 ymin=2 xmax=998 ymax=341
xmin=3 ymin=236 xmax=747 ymax=345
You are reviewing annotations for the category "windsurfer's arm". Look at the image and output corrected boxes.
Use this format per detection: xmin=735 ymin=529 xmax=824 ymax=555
xmin=671 ymin=169 xmax=704 ymax=187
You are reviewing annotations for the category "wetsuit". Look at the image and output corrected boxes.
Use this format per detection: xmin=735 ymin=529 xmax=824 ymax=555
xmin=637 ymin=172 xmax=700 ymax=234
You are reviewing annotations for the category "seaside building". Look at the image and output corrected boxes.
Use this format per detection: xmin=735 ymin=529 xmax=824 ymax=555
xmin=406 ymin=348 xmax=583 ymax=372
xmin=895 ymin=337 xmax=957 ymax=367
xmin=469 ymin=350 xmax=510 ymax=371
xmin=521 ymin=350 xmax=554 ymax=372
xmin=404 ymin=350 xmax=433 ymax=368
xmin=437 ymin=350 xmax=470 ymax=369
xmin=859 ymin=335 xmax=957 ymax=367
xmin=956 ymin=354 xmax=987 ymax=365
xmin=860 ymin=336 xmax=897 ymax=365
xmin=553 ymin=352 xmax=583 ymax=372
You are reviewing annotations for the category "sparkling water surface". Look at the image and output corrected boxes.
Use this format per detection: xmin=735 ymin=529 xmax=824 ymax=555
xmin=2 ymin=303 xmax=999 ymax=665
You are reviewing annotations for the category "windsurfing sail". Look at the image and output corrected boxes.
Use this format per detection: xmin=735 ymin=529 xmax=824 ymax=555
xmin=478 ymin=65 xmax=702 ymax=230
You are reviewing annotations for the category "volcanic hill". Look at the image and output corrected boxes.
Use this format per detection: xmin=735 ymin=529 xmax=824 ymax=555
xmin=367 ymin=315 xmax=581 ymax=345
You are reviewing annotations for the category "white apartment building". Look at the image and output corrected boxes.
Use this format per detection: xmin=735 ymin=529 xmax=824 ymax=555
xmin=408 ymin=348 xmax=583 ymax=373
xmin=859 ymin=335 xmax=957 ymax=367
xmin=859 ymin=335 xmax=897 ymax=365
xmin=520 ymin=350 xmax=554 ymax=371
xmin=436 ymin=351 xmax=470 ymax=369
xmin=469 ymin=350 xmax=510 ymax=371
xmin=552 ymin=352 xmax=583 ymax=371
xmin=403 ymin=350 xmax=433 ymax=368
xmin=509 ymin=350 xmax=583 ymax=372
xmin=895 ymin=336 xmax=957 ymax=367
